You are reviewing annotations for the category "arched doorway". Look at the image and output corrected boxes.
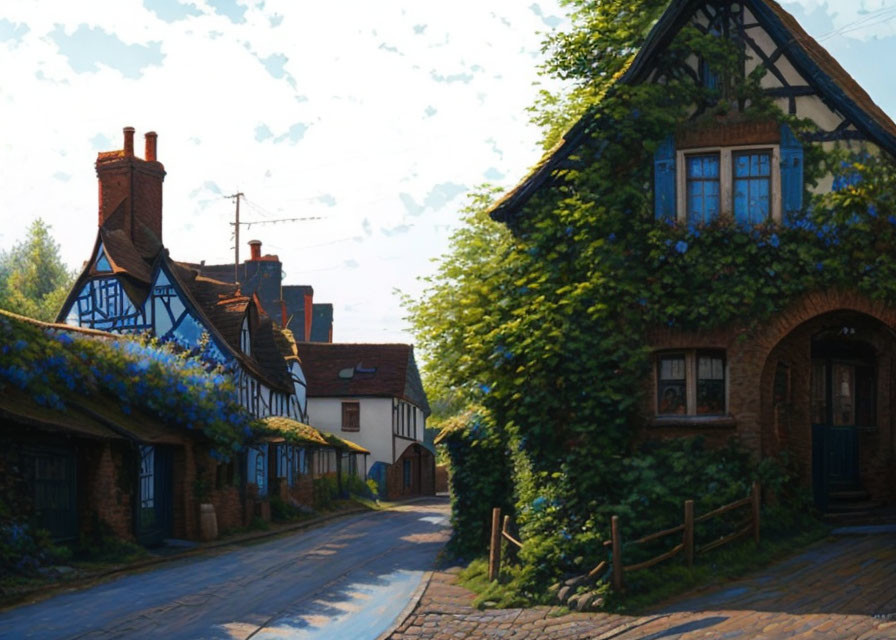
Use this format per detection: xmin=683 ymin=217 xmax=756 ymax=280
xmin=760 ymin=310 xmax=896 ymax=512
xmin=387 ymin=443 xmax=435 ymax=499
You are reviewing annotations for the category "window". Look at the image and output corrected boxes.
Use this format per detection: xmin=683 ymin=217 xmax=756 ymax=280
xmin=682 ymin=148 xmax=778 ymax=224
xmin=686 ymin=154 xmax=720 ymax=223
xmin=733 ymin=151 xmax=771 ymax=225
xmin=656 ymin=351 xmax=726 ymax=416
xmin=240 ymin=317 xmax=251 ymax=355
xmin=342 ymin=401 xmax=360 ymax=431
xmin=655 ymin=125 xmax=803 ymax=224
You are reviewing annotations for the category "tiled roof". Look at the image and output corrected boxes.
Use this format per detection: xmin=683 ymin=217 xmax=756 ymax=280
xmin=295 ymin=342 xmax=431 ymax=415
xmin=168 ymin=260 xmax=294 ymax=393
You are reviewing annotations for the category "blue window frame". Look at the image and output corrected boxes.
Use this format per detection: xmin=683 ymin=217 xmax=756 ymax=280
xmin=733 ymin=151 xmax=771 ymax=225
xmin=686 ymin=154 xmax=720 ymax=223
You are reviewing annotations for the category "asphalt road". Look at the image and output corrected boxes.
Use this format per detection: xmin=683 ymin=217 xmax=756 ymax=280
xmin=0 ymin=498 xmax=451 ymax=640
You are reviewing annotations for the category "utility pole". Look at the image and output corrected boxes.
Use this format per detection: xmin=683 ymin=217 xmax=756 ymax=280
xmin=227 ymin=192 xmax=244 ymax=283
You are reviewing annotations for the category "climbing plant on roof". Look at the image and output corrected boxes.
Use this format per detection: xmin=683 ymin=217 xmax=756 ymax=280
xmin=0 ymin=312 xmax=250 ymax=455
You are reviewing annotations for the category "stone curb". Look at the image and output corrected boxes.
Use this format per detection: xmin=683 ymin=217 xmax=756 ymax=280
xmin=374 ymin=570 xmax=434 ymax=640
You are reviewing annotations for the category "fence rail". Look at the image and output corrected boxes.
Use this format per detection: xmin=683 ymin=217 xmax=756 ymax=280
xmin=487 ymin=482 xmax=761 ymax=588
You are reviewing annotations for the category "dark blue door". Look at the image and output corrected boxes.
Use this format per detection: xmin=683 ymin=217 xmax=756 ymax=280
xmin=810 ymin=353 xmax=871 ymax=509
xmin=135 ymin=445 xmax=172 ymax=546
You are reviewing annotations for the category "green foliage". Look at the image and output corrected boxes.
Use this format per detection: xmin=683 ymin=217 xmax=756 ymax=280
xmin=405 ymin=4 xmax=894 ymax=598
xmin=269 ymin=495 xmax=307 ymax=523
xmin=533 ymin=0 xmax=670 ymax=148
xmin=0 ymin=219 xmax=75 ymax=322
xmin=312 ymin=476 xmax=339 ymax=510
xmin=440 ymin=410 xmax=514 ymax=559
xmin=76 ymin=516 xmax=147 ymax=564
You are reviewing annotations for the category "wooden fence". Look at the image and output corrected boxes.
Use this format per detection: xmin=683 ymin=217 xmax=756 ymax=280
xmin=488 ymin=482 xmax=761 ymax=588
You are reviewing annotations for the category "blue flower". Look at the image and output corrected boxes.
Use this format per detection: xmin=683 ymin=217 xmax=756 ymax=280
xmin=868 ymin=204 xmax=878 ymax=218
xmin=769 ymin=234 xmax=780 ymax=248
xmin=816 ymin=262 xmax=824 ymax=271
xmin=55 ymin=333 xmax=74 ymax=346
xmin=478 ymin=383 xmax=492 ymax=395
xmin=674 ymin=240 xmax=688 ymax=254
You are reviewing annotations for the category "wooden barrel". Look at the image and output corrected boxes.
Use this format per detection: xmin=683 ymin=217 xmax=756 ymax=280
xmin=199 ymin=503 xmax=218 ymax=541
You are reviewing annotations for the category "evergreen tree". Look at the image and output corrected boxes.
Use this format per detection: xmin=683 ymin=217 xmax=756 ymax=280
xmin=0 ymin=219 xmax=75 ymax=322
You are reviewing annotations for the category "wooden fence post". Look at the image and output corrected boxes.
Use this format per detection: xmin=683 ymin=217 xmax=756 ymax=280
xmin=683 ymin=499 xmax=694 ymax=569
xmin=488 ymin=507 xmax=502 ymax=581
xmin=611 ymin=515 xmax=623 ymax=591
xmin=751 ymin=482 xmax=761 ymax=544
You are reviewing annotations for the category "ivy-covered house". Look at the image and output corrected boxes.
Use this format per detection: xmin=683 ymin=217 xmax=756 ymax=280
xmin=490 ymin=0 xmax=896 ymax=515
xmin=54 ymin=127 xmax=347 ymax=535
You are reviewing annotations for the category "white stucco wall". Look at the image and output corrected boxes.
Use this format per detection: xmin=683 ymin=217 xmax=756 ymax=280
xmin=307 ymin=397 xmax=392 ymax=471
xmin=306 ymin=396 xmax=426 ymax=472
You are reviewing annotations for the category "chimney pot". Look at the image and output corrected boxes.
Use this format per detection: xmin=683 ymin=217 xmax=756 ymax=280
xmin=249 ymin=239 xmax=262 ymax=261
xmin=123 ymin=127 xmax=135 ymax=156
xmin=145 ymin=131 xmax=158 ymax=162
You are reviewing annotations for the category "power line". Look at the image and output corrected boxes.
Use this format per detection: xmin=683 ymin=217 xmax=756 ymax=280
xmin=237 ymin=216 xmax=325 ymax=229
xmin=816 ymin=5 xmax=896 ymax=42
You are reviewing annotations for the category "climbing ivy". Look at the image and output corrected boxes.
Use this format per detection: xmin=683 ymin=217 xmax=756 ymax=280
xmin=406 ymin=3 xmax=896 ymax=592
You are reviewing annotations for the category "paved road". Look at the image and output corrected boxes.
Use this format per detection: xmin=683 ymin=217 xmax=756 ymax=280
xmin=390 ymin=530 xmax=896 ymax=639
xmin=0 ymin=499 xmax=450 ymax=640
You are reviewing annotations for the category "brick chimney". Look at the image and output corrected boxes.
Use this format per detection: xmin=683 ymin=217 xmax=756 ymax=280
xmin=96 ymin=126 xmax=166 ymax=255
xmin=248 ymin=239 xmax=262 ymax=261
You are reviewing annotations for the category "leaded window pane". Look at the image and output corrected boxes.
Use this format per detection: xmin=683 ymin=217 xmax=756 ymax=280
xmin=658 ymin=355 xmax=686 ymax=415
xmin=697 ymin=354 xmax=725 ymax=415
xmin=686 ymin=154 xmax=721 ymax=224
xmin=734 ymin=151 xmax=771 ymax=225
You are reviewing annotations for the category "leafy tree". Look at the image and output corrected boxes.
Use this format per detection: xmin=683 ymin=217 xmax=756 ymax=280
xmin=0 ymin=219 xmax=74 ymax=322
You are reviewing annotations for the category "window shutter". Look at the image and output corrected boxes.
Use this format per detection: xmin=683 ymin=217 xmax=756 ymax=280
xmin=780 ymin=124 xmax=804 ymax=215
xmin=654 ymin=136 xmax=676 ymax=221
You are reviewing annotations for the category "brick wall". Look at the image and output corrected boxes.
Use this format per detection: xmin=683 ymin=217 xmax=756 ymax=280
xmin=386 ymin=444 xmax=435 ymax=499
xmin=645 ymin=289 xmax=896 ymax=506
xmin=81 ymin=441 xmax=134 ymax=540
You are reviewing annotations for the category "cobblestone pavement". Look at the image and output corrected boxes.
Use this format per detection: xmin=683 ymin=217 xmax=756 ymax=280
xmin=389 ymin=532 xmax=896 ymax=639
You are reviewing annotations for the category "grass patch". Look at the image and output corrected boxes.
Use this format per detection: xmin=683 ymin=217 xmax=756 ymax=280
xmin=456 ymin=514 xmax=829 ymax=613
xmin=458 ymin=558 xmax=552 ymax=609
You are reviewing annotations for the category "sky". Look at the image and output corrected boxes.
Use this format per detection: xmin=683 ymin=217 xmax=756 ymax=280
xmin=1 ymin=1 xmax=896 ymax=346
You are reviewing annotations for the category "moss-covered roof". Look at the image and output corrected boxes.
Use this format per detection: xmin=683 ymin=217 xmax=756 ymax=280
xmin=256 ymin=416 xmax=328 ymax=446
xmin=319 ymin=431 xmax=371 ymax=455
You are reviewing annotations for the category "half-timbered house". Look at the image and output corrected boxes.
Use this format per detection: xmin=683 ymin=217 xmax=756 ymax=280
xmin=56 ymin=128 xmax=323 ymax=534
xmin=491 ymin=0 xmax=896 ymax=517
